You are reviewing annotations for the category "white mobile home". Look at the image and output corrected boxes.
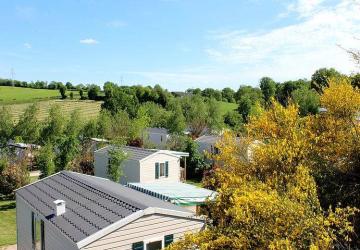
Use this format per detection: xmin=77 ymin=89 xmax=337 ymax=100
xmin=16 ymin=171 xmax=204 ymax=250
xmin=94 ymin=146 xmax=188 ymax=184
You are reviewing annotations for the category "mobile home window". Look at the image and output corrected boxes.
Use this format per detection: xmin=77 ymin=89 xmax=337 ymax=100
xmin=132 ymin=241 xmax=144 ymax=250
xmin=31 ymin=212 xmax=45 ymax=250
xmin=159 ymin=163 xmax=165 ymax=177
xmin=164 ymin=234 xmax=174 ymax=247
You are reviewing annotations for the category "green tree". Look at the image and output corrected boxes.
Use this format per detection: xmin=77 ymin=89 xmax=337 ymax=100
xmin=182 ymin=95 xmax=208 ymax=137
xmin=221 ymin=87 xmax=235 ymax=103
xmin=185 ymin=139 xmax=208 ymax=179
xmin=276 ymin=79 xmax=309 ymax=106
xmin=36 ymin=143 xmax=56 ymax=178
xmin=167 ymin=100 xmax=186 ymax=134
xmin=41 ymin=104 xmax=66 ymax=143
xmin=259 ymin=77 xmax=276 ymax=104
xmin=102 ymin=85 xmax=139 ymax=118
xmin=311 ymin=68 xmax=342 ymax=93
xmin=79 ymin=89 xmax=85 ymax=99
xmin=88 ymin=85 xmax=100 ymax=100
xmin=237 ymin=95 xmax=253 ymax=122
xmin=351 ymin=73 xmax=360 ymax=89
xmin=59 ymin=85 xmax=67 ymax=99
xmin=56 ymin=110 xmax=82 ymax=171
xmin=13 ymin=103 xmax=41 ymax=143
xmin=207 ymin=98 xmax=223 ymax=132
xmin=224 ymin=111 xmax=243 ymax=131
xmin=292 ymin=86 xmax=320 ymax=116
xmin=0 ymin=107 xmax=13 ymax=147
xmin=107 ymin=139 xmax=128 ymax=182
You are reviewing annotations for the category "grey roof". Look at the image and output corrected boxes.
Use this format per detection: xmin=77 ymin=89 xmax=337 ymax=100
xmin=96 ymin=145 xmax=158 ymax=161
xmin=147 ymin=127 xmax=169 ymax=134
xmin=16 ymin=171 xmax=188 ymax=244
xmin=195 ymin=135 xmax=221 ymax=144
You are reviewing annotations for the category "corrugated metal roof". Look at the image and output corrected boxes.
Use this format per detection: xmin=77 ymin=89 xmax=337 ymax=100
xmin=16 ymin=171 xmax=188 ymax=244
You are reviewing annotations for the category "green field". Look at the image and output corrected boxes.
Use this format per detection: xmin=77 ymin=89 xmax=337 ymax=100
xmin=218 ymin=101 xmax=238 ymax=115
xmin=0 ymin=86 xmax=80 ymax=104
xmin=1 ymin=100 xmax=102 ymax=122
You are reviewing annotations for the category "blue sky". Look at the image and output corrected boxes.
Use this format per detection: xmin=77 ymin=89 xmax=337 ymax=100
xmin=0 ymin=0 xmax=359 ymax=91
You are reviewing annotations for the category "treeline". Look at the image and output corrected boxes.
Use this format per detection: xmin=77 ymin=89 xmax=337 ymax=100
xmin=0 ymin=78 xmax=83 ymax=90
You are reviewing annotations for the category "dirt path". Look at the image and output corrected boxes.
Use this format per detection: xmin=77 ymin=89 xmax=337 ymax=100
xmin=0 ymin=244 xmax=16 ymax=250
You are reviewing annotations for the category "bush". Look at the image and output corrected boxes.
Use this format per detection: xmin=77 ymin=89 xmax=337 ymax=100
xmin=0 ymin=158 xmax=29 ymax=197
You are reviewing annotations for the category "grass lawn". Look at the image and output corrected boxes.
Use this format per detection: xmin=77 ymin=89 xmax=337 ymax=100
xmin=0 ymin=176 xmax=39 ymax=247
xmin=218 ymin=101 xmax=238 ymax=116
xmin=0 ymin=86 xmax=81 ymax=104
xmin=0 ymin=200 xmax=16 ymax=246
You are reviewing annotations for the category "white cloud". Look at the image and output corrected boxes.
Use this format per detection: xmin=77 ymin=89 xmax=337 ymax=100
xmin=205 ymin=0 xmax=360 ymax=82
xmin=23 ymin=43 xmax=32 ymax=49
xmin=107 ymin=20 xmax=127 ymax=28
xmin=80 ymin=38 xmax=99 ymax=45
xmin=286 ymin=0 xmax=326 ymax=17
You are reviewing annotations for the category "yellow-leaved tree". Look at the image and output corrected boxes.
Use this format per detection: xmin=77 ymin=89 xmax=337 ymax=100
xmin=167 ymin=77 xmax=359 ymax=250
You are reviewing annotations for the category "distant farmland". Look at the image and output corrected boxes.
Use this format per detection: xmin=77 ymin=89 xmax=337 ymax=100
xmin=1 ymin=100 xmax=102 ymax=122
xmin=0 ymin=86 xmax=79 ymax=104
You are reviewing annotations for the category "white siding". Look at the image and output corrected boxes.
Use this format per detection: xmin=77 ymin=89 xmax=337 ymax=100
xmin=16 ymin=196 xmax=78 ymax=250
xmin=140 ymin=153 xmax=180 ymax=183
xmin=94 ymin=151 xmax=141 ymax=184
xmin=81 ymin=214 xmax=204 ymax=250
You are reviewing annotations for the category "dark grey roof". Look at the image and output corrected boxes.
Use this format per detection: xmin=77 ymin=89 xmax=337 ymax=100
xmin=96 ymin=145 xmax=158 ymax=161
xmin=16 ymin=171 xmax=188 ymax=244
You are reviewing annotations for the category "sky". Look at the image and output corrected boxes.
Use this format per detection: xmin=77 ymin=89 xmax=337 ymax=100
xmin=0 ymin=0 xmax=359 ymax=91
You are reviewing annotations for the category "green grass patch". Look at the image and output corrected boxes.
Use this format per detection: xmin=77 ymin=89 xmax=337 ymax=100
xmin=186 ymin=179 xmax=203 ymax=187
xmin=0 ymin=86 xmax=79 ymax=104
xmin=217 ymin=101 xmax=238 ymax=116
xmin=0 ymin=200 xmax=16 ymax=246
xmin=0 ymin=176 xmax=41 ymax=246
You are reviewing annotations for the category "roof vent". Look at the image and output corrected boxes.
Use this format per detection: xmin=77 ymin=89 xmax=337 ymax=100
xmin=53 ymin=200 xmax=66 ymax=216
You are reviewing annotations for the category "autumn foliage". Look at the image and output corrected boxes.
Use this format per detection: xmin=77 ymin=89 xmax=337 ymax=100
xmin=168 ymin=78 xmax=360 ymax=249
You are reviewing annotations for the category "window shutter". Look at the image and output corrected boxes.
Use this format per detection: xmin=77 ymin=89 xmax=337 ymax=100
xmin=165 ymin=161 xmax=169 ymax=177
xmin=155 ymin=163 xmax=159 ymax=179
xmin=164 ymin=234 xmax=174 ymax=247
xmin=132 ymin=241 xmax=144 ymax=250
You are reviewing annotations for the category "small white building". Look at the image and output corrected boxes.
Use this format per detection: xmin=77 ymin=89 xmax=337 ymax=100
xmin=16 ymin=171 xmax=204 ymax=250
xmin=94 ymin=146 xmax=188 ymax=184
xmin=143 ymin=128 xmax=170 ymax=149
